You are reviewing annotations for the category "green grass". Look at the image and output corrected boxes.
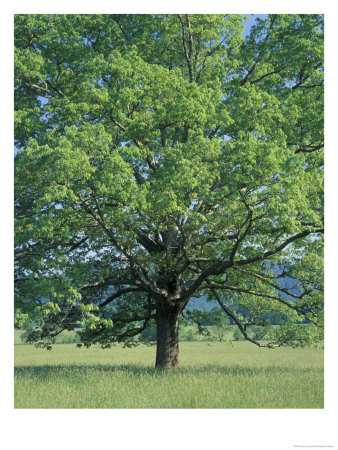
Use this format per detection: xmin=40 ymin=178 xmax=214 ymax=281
xmin=14 ymin=341 xmax=324 ymax=409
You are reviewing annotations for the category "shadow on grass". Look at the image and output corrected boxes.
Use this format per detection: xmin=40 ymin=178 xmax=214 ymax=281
xmin=14 ymin=364 xmax=322 ymax=380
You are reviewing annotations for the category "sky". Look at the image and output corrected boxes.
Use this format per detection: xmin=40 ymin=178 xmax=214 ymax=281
xmin=243 ymin=14 xmax=268 ymax=37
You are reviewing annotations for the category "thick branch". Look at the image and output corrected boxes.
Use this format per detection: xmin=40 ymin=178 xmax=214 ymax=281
xmin=205 ymin=282 xmax=308 ymax=314
xmin=98 ymin=288 xmax=144 ymax=308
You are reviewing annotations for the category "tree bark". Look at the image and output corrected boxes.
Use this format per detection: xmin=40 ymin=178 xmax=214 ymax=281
xmin=155 ymin=306 xmax=180 ymax=369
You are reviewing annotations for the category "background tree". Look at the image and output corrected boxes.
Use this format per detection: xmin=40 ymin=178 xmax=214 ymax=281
xmin=14 ymin=14 xmax=324 ymax=369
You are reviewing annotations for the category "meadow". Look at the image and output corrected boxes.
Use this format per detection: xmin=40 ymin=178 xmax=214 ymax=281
xmin=14 ymin=331 xmax=324 ymax=409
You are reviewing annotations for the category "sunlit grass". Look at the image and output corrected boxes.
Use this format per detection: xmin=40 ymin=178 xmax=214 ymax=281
xmin=14 ymin=341 xmax=323 ymax=409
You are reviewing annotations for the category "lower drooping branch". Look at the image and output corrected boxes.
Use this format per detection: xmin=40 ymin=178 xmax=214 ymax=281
xmin=209 ymin=287 xmax=278 ymax=348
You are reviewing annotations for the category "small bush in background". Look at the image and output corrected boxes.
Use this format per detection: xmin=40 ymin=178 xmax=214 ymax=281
xmin=233 ymin=328 xmax=245 ymax=341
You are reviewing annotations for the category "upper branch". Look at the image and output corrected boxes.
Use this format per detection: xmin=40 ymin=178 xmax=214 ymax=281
xmin=177 ymin=14 xmax=195 ymax=82
xmin=239 ymin=15 xmax=278 ymax=86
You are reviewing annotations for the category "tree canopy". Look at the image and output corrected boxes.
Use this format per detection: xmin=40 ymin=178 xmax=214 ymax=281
xmin=14 ymin=14 xmax=324 ymax=368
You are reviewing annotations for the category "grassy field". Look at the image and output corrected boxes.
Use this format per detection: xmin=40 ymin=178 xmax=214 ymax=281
xmin=14 ymin=338 xmax=324 ymax=409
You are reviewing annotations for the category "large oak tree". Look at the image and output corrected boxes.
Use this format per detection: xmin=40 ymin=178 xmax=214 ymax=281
xmin=14 ymin=14 xmax=324 ymax=368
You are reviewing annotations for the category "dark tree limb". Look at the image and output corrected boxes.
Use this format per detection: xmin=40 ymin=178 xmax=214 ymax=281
xmin=209 ymin=286 xmax=275 ymax=347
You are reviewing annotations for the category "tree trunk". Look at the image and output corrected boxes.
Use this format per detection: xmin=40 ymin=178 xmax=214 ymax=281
xmin=155 ymin=307 xmax=180 ymax=369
